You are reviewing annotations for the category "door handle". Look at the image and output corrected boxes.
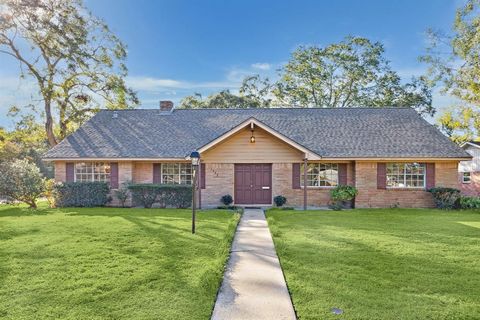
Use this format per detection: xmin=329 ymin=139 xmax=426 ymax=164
xmin=262 ymin=186 xmax=270 ymax=190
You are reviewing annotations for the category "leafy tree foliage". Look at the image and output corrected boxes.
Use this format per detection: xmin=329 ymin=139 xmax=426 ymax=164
xmin=179 ymin=37 xmax=432 ymax=115
xmin=0 ymin=0 xmax=138 ymax=146
xmin=274 ymin=37 xmax=433 ymax=115
xmin=0 ymin=107 xmax=53 ymax=177
xmin=0 ymin=159 xmax=46 ymax=208
xmin=421 ymin=0 xmax=480 ymax=141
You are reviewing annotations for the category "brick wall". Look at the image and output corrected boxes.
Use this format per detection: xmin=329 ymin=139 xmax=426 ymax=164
xmin=271 ymin=163 xmax=353 ymax=207
xmin=54 ymin=161 xmax=66 ymax=182
xmin=354 ymin=161 xmax=459 ymax=208
xmin=53 ymin=160 xmax=462 ymax=208
xmin=202 ymin=163 xmax=234 ymax=206
xmin=133 ymin=162 xmax=152 ymax=183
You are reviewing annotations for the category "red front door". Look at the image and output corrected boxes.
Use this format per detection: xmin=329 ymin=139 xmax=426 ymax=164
xmin=234 ymin=164 xmax=272 ymax=204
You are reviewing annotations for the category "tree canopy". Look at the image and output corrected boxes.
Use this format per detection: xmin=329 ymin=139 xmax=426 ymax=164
xmin=180 ymin=37 xmax=433 ymax=116
xmin=0 ymin=0 xmax=138 ymax=147
xmin=421 ymin=0 xmax=480 ymax=141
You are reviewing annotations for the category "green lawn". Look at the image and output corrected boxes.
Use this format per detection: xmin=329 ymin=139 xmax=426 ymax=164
xmin=0 ymin=204 xmax=239 ymax=320
xmin=267 ymin=208 xmax=480 ymax=320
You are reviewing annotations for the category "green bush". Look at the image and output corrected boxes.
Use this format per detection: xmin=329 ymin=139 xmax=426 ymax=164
xmin=458 ymin=196 xmax=480 ymax=209
xmin=330 ymin=185 xmax=358 ymax=201
xmin=221 ymin=194 xmax=233 ymax=206
xmin=54 ymin=182 xmax=110 ymax=207
xmin=0 ymin=159 xmax=46 ymax=209
xmin=273 ymin=195 xmax=287 ymax=207
xmin=114 ymin=182 xmax=130 ymax=207
xmin=330 ymin=185 xmax=358 ymax=210
xmin=428 ymin=187 xmax=461 ymax=209
xmin=128 ymin=184 xmax=192 ymax=208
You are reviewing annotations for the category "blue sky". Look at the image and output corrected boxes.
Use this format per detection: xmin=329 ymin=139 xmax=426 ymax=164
xmin=0 ymin=0 xmax=463 ymax=128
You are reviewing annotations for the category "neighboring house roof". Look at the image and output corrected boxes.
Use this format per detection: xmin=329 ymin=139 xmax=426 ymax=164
xmin=43 ymin=107 xmax=471 ymax=160
xmin=461 ymin=141 xmax=480 ymax=149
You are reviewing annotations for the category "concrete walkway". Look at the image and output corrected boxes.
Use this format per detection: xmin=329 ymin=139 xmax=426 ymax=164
xmin=211 ymin=209 xmax=296 ymax=320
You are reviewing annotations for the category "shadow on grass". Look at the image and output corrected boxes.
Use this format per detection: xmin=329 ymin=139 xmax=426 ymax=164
xmin=0 ymin=206 xmax=54 ymax=217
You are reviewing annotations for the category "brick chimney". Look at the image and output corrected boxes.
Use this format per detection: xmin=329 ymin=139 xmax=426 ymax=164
xmin=160 ymin=100 xmax=174 ymax=112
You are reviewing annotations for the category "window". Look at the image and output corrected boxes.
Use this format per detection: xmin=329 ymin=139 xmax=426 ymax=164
xmin=75 ymin=162 xmax=110 ymax=182
xmin=161 ymin=163 xmax=192 ymax=184
xmin=386 ymin=163 xmax=425 ymax=188
xmin=462 ymin=172 xmax=471 ymax=184
xmin=301 ymin=163 xmax=338 ymax=187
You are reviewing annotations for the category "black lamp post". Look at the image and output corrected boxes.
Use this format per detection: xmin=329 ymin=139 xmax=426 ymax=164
xmin=189 ymin=151 xmax=200 ymax=234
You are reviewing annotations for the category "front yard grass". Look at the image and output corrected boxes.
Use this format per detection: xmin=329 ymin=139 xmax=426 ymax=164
xmin=267 ymin=208 xmax=480 ymax=320
xmin=0 ymin=204 xmax=239 ymax=320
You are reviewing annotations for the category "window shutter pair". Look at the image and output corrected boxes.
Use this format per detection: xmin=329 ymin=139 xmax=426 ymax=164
xmin=66 ymin=162 xmax=119 ymax=189
xmin=292 ymin=163 xmax=348 ymax=188
xmin=152 ymin=163 xmax=206 ymax=188
xmin=376 ymin=163 xmax=435 ymax=189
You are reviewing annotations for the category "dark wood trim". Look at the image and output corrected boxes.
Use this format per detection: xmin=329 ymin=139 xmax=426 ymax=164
xmin=303 ymin=158 xmax=308 ymax=210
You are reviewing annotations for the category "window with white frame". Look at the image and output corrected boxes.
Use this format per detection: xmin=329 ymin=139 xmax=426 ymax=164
xmin=386 ymin=163 xmax=425 ymax=188
xmin=75 ymin=162 xmax=110 ymax=182
xmin=161 ymin=163 xmax=192 ymax=184
xmin=301 ymin=163 xmax=338 ymax=187
xmin=462 ymin=172 xmax=471 ymax=184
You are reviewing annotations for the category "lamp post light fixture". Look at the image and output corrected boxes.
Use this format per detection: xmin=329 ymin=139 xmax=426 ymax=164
xmin=189 ymin=150 xmax=200 ymax=234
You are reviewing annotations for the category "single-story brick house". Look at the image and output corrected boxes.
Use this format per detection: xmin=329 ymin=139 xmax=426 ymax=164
xmin=44 ymin=102 xmax=471 ymax=208
xmin=459 ymin=141 xmax=480 ymax=196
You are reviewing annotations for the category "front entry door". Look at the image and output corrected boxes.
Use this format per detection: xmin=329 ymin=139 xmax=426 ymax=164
xmin=234 ymin=164 xmax=272 ymax=204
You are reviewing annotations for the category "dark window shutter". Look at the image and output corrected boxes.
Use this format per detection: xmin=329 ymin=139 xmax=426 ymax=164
xmin=292 ymin=163 xmax=301 ymax=189
xmin=377 ymin=163 xmax=387 ymax=189
xmin=66 ymin=163 xmax=74 ymax=182
xmin=110 ymin=162 xmax=119 ymax=188
xmin=338 ymin=164 xmax=348 ymax=185
xmin=200 ymin=163 xmax=206 ymax=189
xmin=153 ymin=164 xmax=161 ymax=183
xmin=426 ymin=163 xmax=435 ymax=189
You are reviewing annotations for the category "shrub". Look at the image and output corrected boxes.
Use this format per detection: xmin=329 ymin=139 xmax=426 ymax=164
xmin=54 ymin=182 xmax=110 ymax=207
xmin=428 ymin=187 xmax=461 ymax=209
xmin=0 ymin=159 xmax=46 ymax=208
xmin=221 ymin=194 xmax=233 ymax=206
xmin=114 ymin=182 xmax=130 ymax=207
xmin=273 ymin=195 xmax=287 ymax=207
xmin=458 ymin=196 xmax=480 ymax=209
xmin=128 ymin=184 xmax=192 ymax=208
xmin=330 ymin=185 xmax=358 ymax=210
xmin=331 ymin=185 xmax=358 ymax=201
xmin=45 ymin=179 xmax=56 ymax=208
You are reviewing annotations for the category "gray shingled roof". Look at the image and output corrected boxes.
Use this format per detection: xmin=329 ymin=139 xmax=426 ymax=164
xmin=44 ymin=107 xmax=471 ymax=159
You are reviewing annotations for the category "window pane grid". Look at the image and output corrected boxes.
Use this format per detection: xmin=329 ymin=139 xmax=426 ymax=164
xmin=386 ymin=163 xmax=425 ymax=188
xmin=75 ymin=162 xmax=110 ymax=182
xmin=161 ymin=163 xmax=192 ymax=185
xmin=301 ymin=163 xmax=338 ymax=187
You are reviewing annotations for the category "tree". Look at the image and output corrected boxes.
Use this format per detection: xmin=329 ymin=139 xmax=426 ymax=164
xmin=421 ymin=0 xmax=480 ymax=141
xmin=0 ymin=159 xmax=46 ymax=208
xmin=0 ymin=107 xmax=53 ymax=177
xmin=274 ymin=37 xmax=434 ymax=115
xmin=179 ymin=90 xmax=259 ymax=109
xmin=0 ymin=0 xmax=138 ymax=147
xmin=179 ymin=76 xmax=273 ymax=109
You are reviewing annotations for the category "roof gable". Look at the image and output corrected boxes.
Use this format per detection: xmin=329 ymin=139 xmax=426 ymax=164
xmin=197 ymin=117 xmax=321 ymax=159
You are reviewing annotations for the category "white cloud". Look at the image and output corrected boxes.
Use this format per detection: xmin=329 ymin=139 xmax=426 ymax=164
xmin=251 ymin=62 xmax=271 ymax=70
xmin=126 ymin=76 xmax=238 ymax=92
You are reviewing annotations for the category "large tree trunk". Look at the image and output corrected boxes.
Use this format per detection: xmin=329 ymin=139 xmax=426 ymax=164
xmin=44 ymin=99 xmax=57 ymax=147
xmin=59 ymin=103 xmax=67 ymax=140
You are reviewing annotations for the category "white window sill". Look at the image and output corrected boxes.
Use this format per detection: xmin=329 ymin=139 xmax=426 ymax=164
xmin=301 ymin=186 xmax=336 ymax=189
xmin=386 ymin=187 xmax=426 ymax=191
